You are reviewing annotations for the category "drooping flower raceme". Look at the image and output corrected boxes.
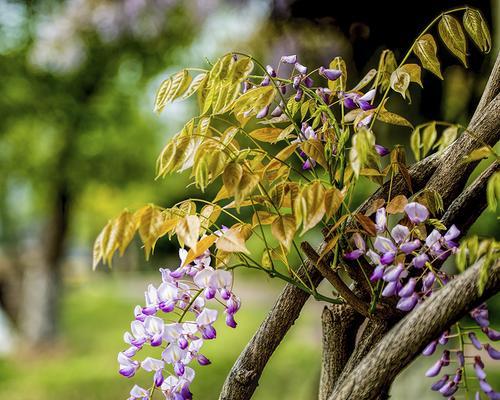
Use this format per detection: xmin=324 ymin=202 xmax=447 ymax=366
xmin=343 ymin=200 xmax=499 ymax=398
xmin=118 ymin=249 xmax=240 ymax=399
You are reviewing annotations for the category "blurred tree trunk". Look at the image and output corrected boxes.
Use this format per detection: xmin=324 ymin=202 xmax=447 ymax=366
xmin=19 ymin=181 xmax=71 ymax=345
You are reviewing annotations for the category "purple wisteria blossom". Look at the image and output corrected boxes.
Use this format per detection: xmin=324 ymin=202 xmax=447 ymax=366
xmin=118 ymin=248 xmax=241 ymax=399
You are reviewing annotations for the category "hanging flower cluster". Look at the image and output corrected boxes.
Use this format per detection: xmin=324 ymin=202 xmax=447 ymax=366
xmin=343 ymin=201 xmax=499 ymax=398
xmin=118 ymin=248 xmax=240 ymax=400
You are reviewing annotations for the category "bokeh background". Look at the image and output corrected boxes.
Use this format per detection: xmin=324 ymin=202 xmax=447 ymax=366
xmin=0 ymin=0 xmax=498 ymax=399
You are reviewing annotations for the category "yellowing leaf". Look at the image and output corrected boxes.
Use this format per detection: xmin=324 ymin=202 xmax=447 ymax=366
xmin=410 ymin=127 xmax=421 ymax=160
xmin=249 ymin=128 xmax=283 ymax=143
xmin=390 ymin=70 xmax=410 ymax=98
xmin=271 ymin=214 xmax=296 ymax=250
xmin=300 ymin=139 xmax=328 ymax=169
xmin=377 ymin=50 xmax=397 ymax=92
xmin=93 ymin=221 xmax=112 ymax=269
xmin=154 ymin=70 xmax=192 ymax=112
xmin=463 ymin=8 xmax=491 ymax=53
xmin=216 ymin=228 xmax=250 ymax=254
xmin=233 ymin=86 xmax=275 ymax=126
xmin=413 ymin=34 xmax=443 ymax=79
xmin=462 ymin=146 xmax=493 ymax=163
xmin=399 ymin=64 xmax=423 ymax=87
xmin=183 ymin=235 xmax=217 ymax=266
xmin=252 ymin=211 xmax=278 ymax=226
xmin=438 ymin=15 xmax=468 ymax=66
xmin=328 ymin=57 xmax=347 ymax=92
xmin=324 ymin=187 xmax=345 ymax=219
xmin=199 ymin=204 xmax=221 ymax=235
xmin=300 ymin=181 xmax=326 ymax=234
xmin=180 ymin=73 xmax=207 ymax=100
xmin=377 ymin=108 xmax=413 ymax=128
xmin=422 ymin=122 xmax=437 ymax=157
xmin=266 ymin=143 xmax=299 ymax=171
xmin=351 ymin=69 xmax=377 ymax=92
xmin=436 ymin=125 xmax=458 ymax=152
xmin=223 ymin=162 xmax=243 ymax=196
xmin=136 ymin=205 xmax=168 ymax=259
xmin=176 ymin=215 xmax=201 ymax=249
xmin=386 ymin=195 xmax=408 ymax=214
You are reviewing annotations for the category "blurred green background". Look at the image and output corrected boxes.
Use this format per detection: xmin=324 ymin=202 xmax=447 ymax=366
xmin=0 ymin=0 xmax=498 ymax=399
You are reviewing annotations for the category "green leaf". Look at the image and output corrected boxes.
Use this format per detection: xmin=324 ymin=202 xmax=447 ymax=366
xmin=422 ymin=122 xmax=437 ymax=157
xmin=487 ymin=172 xmax=500 ymax=212
xmin=463 ymin=8 xmax=491 ymax=53
xmin=328 ymin=57 xmax=347 ymax=92
xmin=410 ymin=127 xmax=421 ymax=160
xmin=438 ymin=15 xmax=468 ymax=67
xmin=413 ymin=34 xmax=443 ymax=79
xmin=349 ymin=128 xmax=377 ymax=178
xmin=377 ymin=50 xmax=397 ymax=92
xmin=180 ymin=73 xmax=207 ymax=100
xmin=351 ymin=69 xmax=377 ymax=92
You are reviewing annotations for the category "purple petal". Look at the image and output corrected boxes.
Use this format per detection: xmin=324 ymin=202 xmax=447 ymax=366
xmin=280 ymin=55 xmax=297 ymax=64
xmin=197 ymin=354 xmax=211 ymax=365
xmin=383 ymin=264 xmax=404 ymax=282
xmin=391 ymin=224 xmax=410 ymax=244
xmin=396 ymin=293 xmax=419 ymax=311
xmin=295 ymin=62 xmax=307 ymax=74
xmin=375 ymin=144 xmax=390 ymax=156
xmin=469 ymin=332 xmax=482 ymax=350
xmin=266 ymin=65 xmax=276 ymax=77
xmin=319 ymin=67 xmax=342 ymax=81
xmin=425 ymin=359 xmax=443 ymax=377
xmin=413 ymin=253 xmax=429 ymax=269
xmin=400 ymin=239 xmax=421 ymax=254
xmin=456 ymin=351 xmax=465 ymax=367
xmin=375 ymin=208 xmax=387 ymax=233
xmin=422 ymin=340 xmax=437 ymax=356
xmin=485 ymin=343 xmax=500 ymax=360
xmin=480 ymin=379 xmax=493 ymax=393
xmin=484 ymin=327 xmax=500 ymax=341
xmin=404 ymin=202 xmax=429 ymax=224
xmin=382 ymin=281 xmax=398 ymax=297
xmin=398 ymin=278 xmax=417 ymax=298
xmin=431 ymin=374 xmax=449 ymax=390
xmin=474 ymin=362 xmax=487 ymax=380
xmin=370 ymin=265 xmax=385 ymax=282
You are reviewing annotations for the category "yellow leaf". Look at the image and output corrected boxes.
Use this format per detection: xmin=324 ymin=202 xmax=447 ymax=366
xmin=390 ymin=70 xmax=410 ymax=98
xmin=300 ymin=181 xmax=326 ymax=234
xmin=300 ymin=139 xmax=328 ymax=169
xmin=462 ymin=146 xmax=493 ymax=163
xmin=154 ymin=70 xmax=192 ymax=112
xmin=328 ymin=57 xmax=347 ymax=92
xmin=438 ymin=15 xmax=468 ymax=66
xmin=136 ymin=205 xmax=167 ymax=259
xmin=386 ymin=195 xmax=408 ymax=214
xmin=318 ymin=234 xmax=340 ymax=263
xmin=249 ymin=128 xmax=283 ymax=143
xmin=324 ymin=187 xmax=345 ymax=219
xmin=422 ymin=122 xmax=437 ymax=157
xmin=183 ymin=235 xmax=217 ymax=266
xmin=252 ymin=211 xmax=278 ymax=227
xmin=93 ymin=221 xmax=112 ymax=270
xmin=216 ymin=228 xmax=250 ymax=254
xmin=271 ymin=214 xmax=296 ymax=250
xmin=199 ymin=204 xmax=221 ymax=235
xmin=176 ymin=215 xmax=201 ymax=249
xmin=105 ymin=210 xmax=137 ymax=262
xmin=233 ymin=86 xmax=275 ymax=126
xmin=223 ymin=162 xmax=243 ymax=196
xmin=413 ymin=34 xmax=443 ymax=79
xmin=399 ymin=64 xmax=422 ymax=87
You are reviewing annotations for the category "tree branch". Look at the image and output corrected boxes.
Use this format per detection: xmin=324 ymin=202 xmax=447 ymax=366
xmin=329 ymin=259 xmax=500 ymax=400
xmin=301 ymin=241 xmax=371 ymax=318
xmin=319 ymin=304 xmax=364 ymax=400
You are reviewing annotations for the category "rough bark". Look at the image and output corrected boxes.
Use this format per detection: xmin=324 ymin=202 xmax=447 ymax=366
xmin=329 ymin=259 xmax=500 ymax=400
xmin=319 ymin=305 xmax=363 ymax=400
xmin=219 ymin=261 xmax=323 ymax=400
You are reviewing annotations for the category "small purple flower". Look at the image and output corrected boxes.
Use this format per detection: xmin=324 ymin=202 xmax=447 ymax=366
xmin=422 ymin=340 xmax=438 ymax=356
xmin=485 ymin=344 xmax=500 ymax=360
xmin=295 ymin=62 xmax=307 ymax=74
xmin=375 ymin=208 xmax=387 ymax=233
xmin=483 ymin=327 xmax=500 ymax=341
xmin=118 ymin=352 xmax=140 ymax=378
xmin=398 ymin=278 xmax=417 ymax=297
xmin=319 ymin=66 xmax=342 ymax=81
xmin=344 ymin=233 xmax=366 ymax=260
xmin=431 ymin=374 xmax=449 ymax=390
xmin=469 ymin=332 xmax=482 ymax=350
xmin=413 ymin=253 xmax=429 ymax=269
xmin=374 ymin=236 xmax=397 ymax=265
xmin=382 ymin=281 xmax=399 ymax=297
xmin=396 ymin=293 xmax=419 ymax=311
xmin=425 ymin=359 xmax=443 ymax=377
xmin=374 ymin=144 xmax=390 ymax=156
xmin=370 ymin=264 xmax=385 ymax=282
xmin=280 ymin=54 xmax=297 ymax=64
xmin=128 ymin=385 xmax=150 ymax=399
xmin=266 ymin=65 xmax=276 ymax=77
xmin=404 ymin=202 xmax=429 ymax=224
xmin=383 ymin=264 xmax=404 ymax=282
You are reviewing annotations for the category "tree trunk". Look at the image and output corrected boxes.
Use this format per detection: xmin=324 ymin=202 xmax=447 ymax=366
xmin=19 ymin=185 xmax=71 ymax=345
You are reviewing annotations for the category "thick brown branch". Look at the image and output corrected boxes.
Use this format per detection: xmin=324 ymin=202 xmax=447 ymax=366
xmin=473 ymin=52 xmax=500 ymax=123
xmin=329 ymin=259 xmax=500 ymax=400
xmin=319 ymin=304 xmax=363 ymax=400
xmin=442 ymin=160 xmax=499 ymax=229
xmin=301 ymin=241 xmax=370 ymax=317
